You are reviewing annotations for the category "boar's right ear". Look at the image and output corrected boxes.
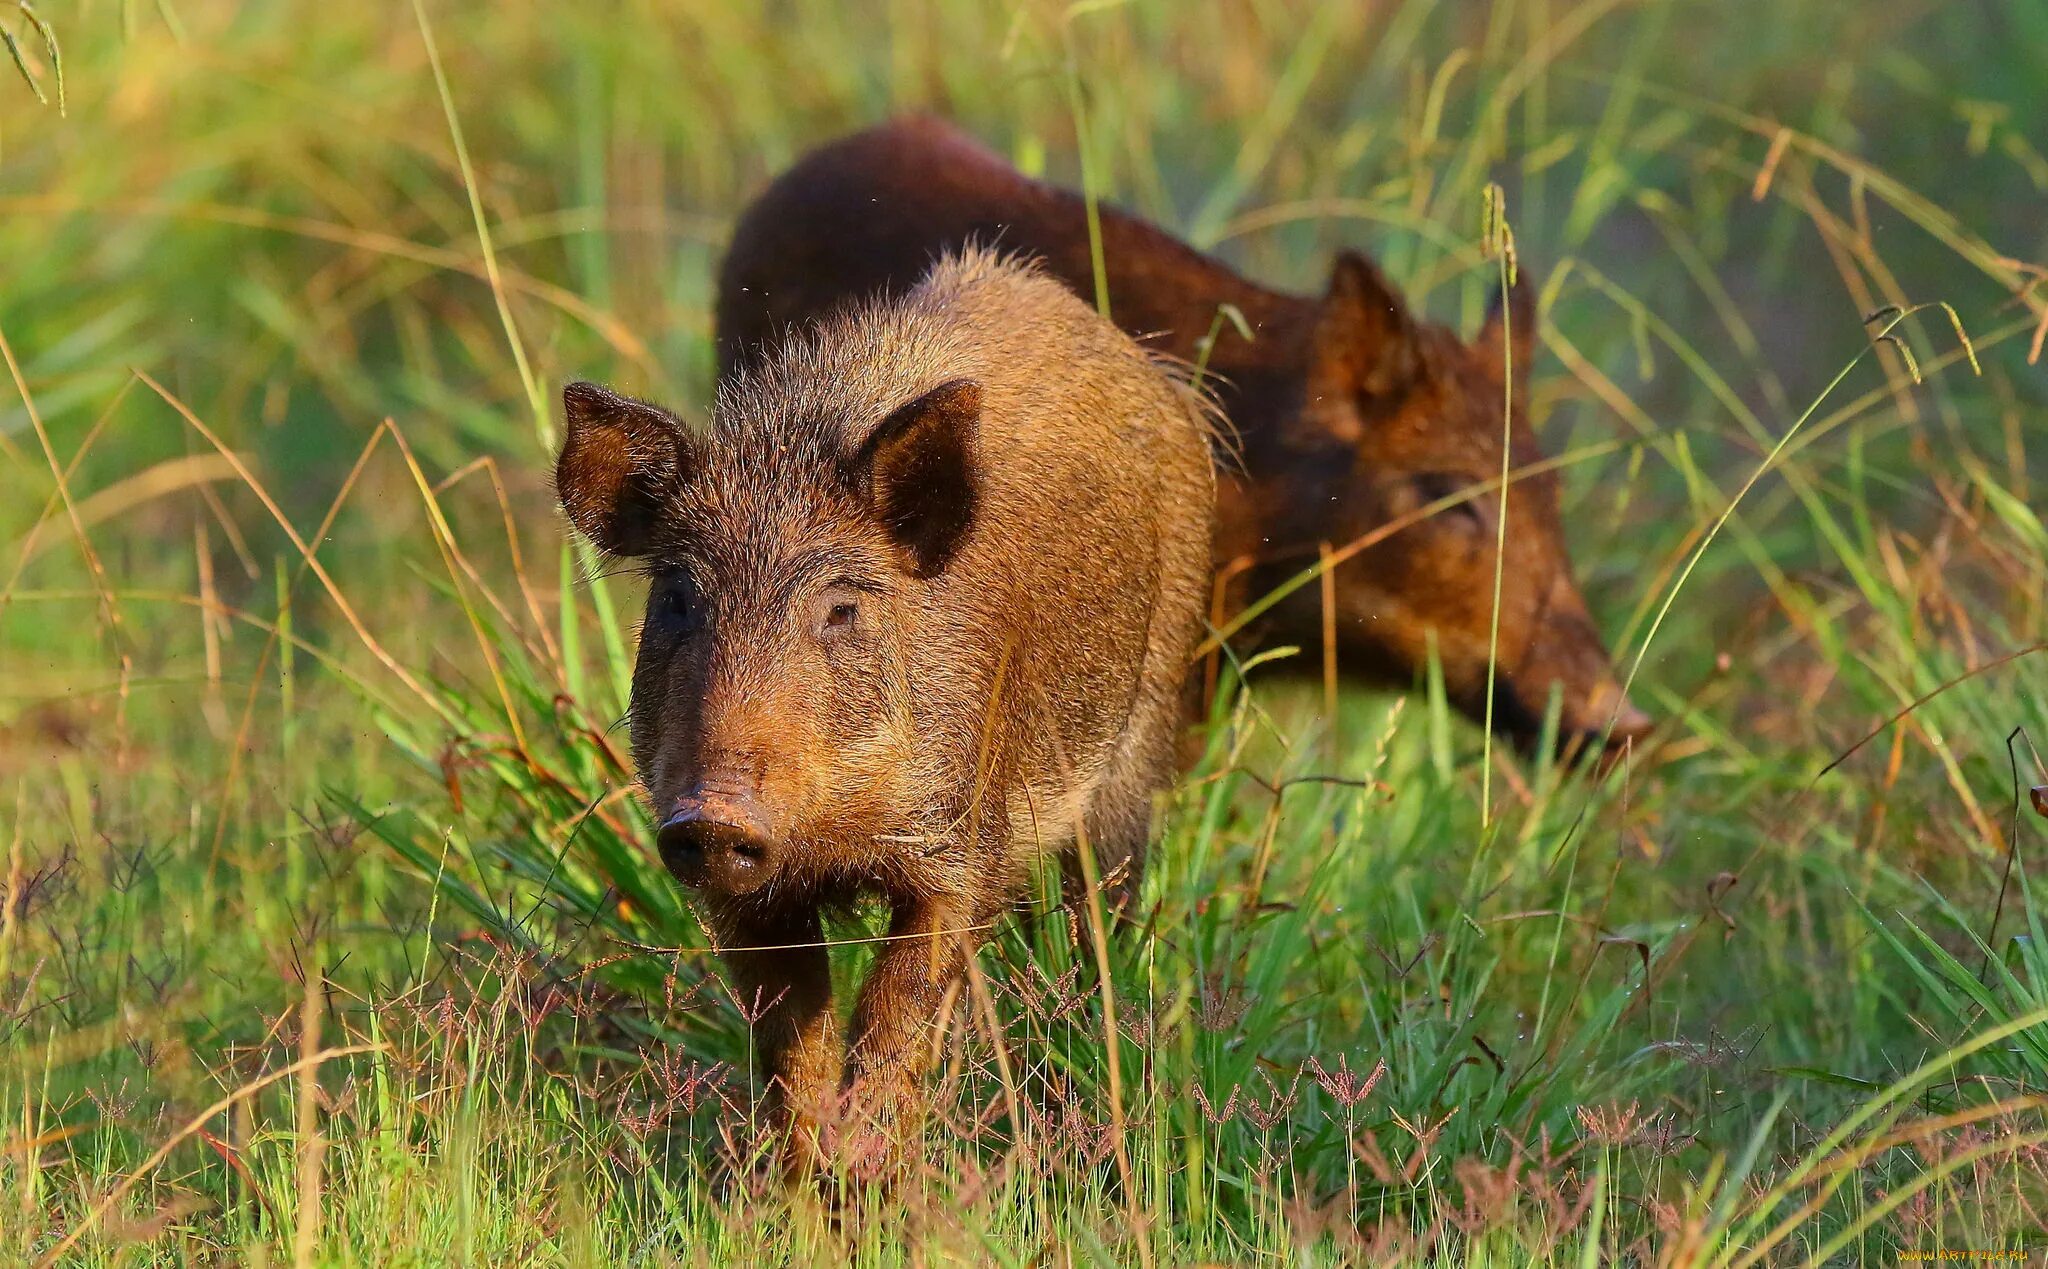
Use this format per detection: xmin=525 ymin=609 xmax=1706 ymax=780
xmin=555 ymin=381 xmax=689 ymax=557
xmin=1315 ymin=250 xmax=1421 ymax=402
xmin=851 ymin=378 xmax=980 ymax=579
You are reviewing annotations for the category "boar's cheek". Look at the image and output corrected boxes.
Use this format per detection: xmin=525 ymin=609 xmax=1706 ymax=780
xmin=556 ymin=381 xmax=689 ymax=557
xmin=851 ymin=378 xmax=981 ymax=579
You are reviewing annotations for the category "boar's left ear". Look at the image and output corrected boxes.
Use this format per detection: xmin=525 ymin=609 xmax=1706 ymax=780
xmin=851 ymin=378 xmax=981 ymax=579
xmin=1315 ymin=250 xmax=1422 ymax=402
xmin=1476 ymin=271 xmax=1537 ymax=382
xmin=555 ymin=381 xmax=690 ymax=557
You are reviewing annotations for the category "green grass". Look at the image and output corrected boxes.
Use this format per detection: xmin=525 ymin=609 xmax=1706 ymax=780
xmin=3 ymin=0 xmax=2046 ymax=1262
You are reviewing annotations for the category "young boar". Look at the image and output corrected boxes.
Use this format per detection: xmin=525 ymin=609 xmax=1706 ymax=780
xmin=556 ymin=248 xmax=1215 ymax=1167
xmin=716 ymin=116 xmax=1650 ymax=755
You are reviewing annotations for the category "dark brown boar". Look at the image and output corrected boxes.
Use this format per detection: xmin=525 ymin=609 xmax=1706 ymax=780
xmin=555 ymin=248 xmax=1215 ymax=1171
xmin=716 ymin=116 xmax=1651 ymax=754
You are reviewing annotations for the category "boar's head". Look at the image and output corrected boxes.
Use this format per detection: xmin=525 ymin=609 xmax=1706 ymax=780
xmin=554 ymin=378 xmax=982 ymax=903
xmin=1269 ymin=252 xmax=1648 ymax=756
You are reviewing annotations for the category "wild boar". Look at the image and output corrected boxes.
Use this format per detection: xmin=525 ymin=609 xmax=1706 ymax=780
xmin=716 ymin=116 xmax=1650 ymax=755
xmin=555 ymin=248 xmax=1215 ymax=1169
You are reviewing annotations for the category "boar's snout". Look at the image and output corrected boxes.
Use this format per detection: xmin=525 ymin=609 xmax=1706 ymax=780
xmin=1602 ymin=696 xmax=1653 ymax=747
xmin=1549 ymin=679 xmax=1653 ymax=766
xmin=1582 ymin=690 xmax=1653 ymax=765
xmin=657 ymin=787 xmax=778 ymax=896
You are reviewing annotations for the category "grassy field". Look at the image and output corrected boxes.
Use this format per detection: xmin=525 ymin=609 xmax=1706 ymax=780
xmin=3 ymin=0 xmax=2046 ymax=1262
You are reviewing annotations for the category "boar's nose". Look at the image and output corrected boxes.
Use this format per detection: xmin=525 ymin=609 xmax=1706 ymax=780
xmin=1587 ymin=678 xmax=1652 ymax=747
xmin=657 ymin=789 xmax=777 ymax=896
xmin=1572 ymin=690 xmax=1653 ymax=767
xmin=1606 ymin=698 xmax=1653 ymax=745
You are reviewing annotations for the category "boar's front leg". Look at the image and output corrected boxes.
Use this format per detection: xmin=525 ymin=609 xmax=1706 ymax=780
xmin=707 ymin=904 xmax=840 ymax=1175
xmin=843 ymin=891 xmax=983 ymax=1141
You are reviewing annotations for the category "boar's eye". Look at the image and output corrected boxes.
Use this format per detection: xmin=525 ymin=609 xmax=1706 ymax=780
xmin=646 ymin=570 xmax=702 ymax=636
xmin=812 ymin=584 xmax=865 ymax=642
xmin=1413 ymin=473 xmax=1488 ymax=529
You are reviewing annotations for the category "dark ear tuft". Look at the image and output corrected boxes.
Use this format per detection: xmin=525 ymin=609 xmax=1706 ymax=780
xmin=1478 ymin=271 xmax=1538 ymax=379
xmin=1316 ymin=249 xmax=1421 ymax=399
xmin=555 ymin=381 xmax=688 ymax=556
xmin=852 ymin=379 xmax=981 ymax=579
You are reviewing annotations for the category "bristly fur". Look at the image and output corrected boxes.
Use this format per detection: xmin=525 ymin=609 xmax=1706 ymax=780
xmin=555 ymin=245 xmax=1217 ymax=1174
xmin=1143 ymin=345 xmax=1241 ymax=470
